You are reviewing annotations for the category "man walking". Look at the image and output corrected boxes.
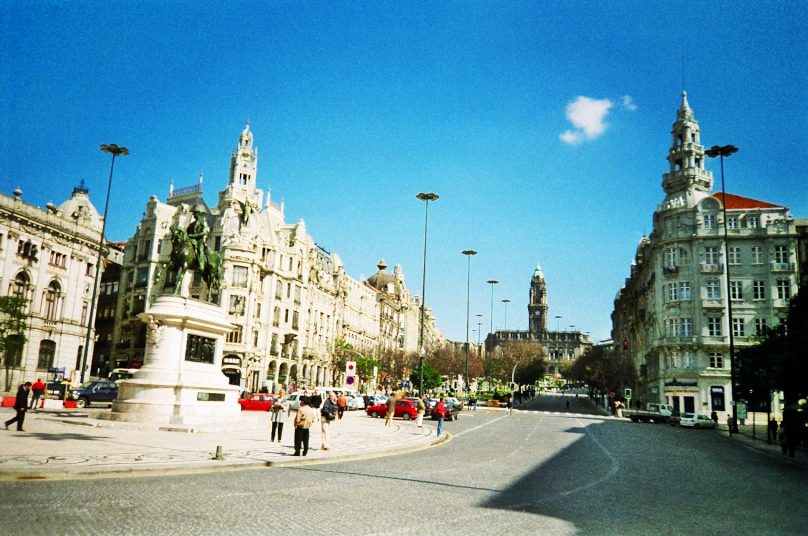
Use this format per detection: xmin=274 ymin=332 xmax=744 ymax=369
xmin=416 ymin=395 xmax=426 ymax=428
xmin=29 ymin=378 xmax=46 ymax=411
xmin=293 ymin=397 xmax=316 ymax=456
xmin=320 ymin=392 xmax=337 ymax=451
xmin=384 ymin=393 xmax=397 ymax=427
xmin=5 ymin=382 xmax=32 ymax=431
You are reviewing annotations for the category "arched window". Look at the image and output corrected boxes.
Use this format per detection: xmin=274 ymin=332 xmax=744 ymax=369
xmin=10 ymin=272 xmax=29 ymax=298
xmin=38 ymin=340 xmax=56 ymax=369
xmin=44 ymin=280 xmax=61 ymax=320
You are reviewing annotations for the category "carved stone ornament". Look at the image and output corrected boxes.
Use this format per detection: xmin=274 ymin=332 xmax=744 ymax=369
xmin=144 ymin=314 xmax=166 ymax=348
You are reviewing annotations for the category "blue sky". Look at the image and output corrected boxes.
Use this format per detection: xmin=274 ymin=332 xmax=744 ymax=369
xmin=2 ymin=1 xmax=806 ymax=344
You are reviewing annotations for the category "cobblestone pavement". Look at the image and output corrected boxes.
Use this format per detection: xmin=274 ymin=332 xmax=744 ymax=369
xmin=0 ymin=407 xmax=440 ymax=480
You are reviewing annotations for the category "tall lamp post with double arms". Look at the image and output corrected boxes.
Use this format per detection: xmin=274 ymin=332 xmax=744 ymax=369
xmin=705 ymin=144 xmax=739 ymax=432
xmin=80 ymin=143 xmax=128 ymax=384
xmin=416 ymin=192 xmax=439 ymax=395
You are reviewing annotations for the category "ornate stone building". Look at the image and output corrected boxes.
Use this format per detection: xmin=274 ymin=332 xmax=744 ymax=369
xmin=611 ymin=93 xmax=801 ymax=415
xmin=112 ymin=123 xmax=441 ymax=393
xmin=488 ymin=265 xmax=592 ymax=376
xmin=0 ymin=185 xmax=105 ymax=389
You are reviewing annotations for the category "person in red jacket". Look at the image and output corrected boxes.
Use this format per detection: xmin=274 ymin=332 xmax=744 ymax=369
xmin=29 ymin=378 xmax=46 ymax=411
xmin=434 ymin=396 xmax=447 ymax=437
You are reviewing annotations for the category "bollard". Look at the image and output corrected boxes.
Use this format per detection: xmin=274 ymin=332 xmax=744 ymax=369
xmin=214 ymin=446 xmax=223 ymax=461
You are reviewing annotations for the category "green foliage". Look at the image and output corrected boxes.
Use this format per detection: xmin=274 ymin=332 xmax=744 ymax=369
xmin=0 ymin=296 xmax=29 ymax=391
xmin=410 ymin=362 xmax=442 ymax=392
xmin=566 ymin=345 xmax=636 ymax=396
xmin=356 ymin=356 xmax=379 ymax=383
xmin=736 ymin=291 xmax=807 ymax=405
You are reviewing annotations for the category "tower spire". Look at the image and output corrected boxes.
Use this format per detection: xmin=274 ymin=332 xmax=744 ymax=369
xmin=662 ymin=92 xmax=712 ymax=197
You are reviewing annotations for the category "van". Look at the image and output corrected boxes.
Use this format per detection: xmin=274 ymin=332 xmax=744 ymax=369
xmin=109 ymin=368 xmax=138 ymax=382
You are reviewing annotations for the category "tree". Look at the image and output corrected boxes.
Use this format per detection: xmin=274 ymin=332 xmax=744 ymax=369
xmin=409 ymin=362 xmax=443 ymax=392
xmin=735 ymin=291 xmax=807 ymax=406
xmin=0 ymin=296 xmax=29 ymax=392
xmin=355 ymin=356 xmax=380 ymax=385
xmin=566 ymin=345 xmax=636 ymax=397
xmin=492 ymin=341 xmax=545 ymax=384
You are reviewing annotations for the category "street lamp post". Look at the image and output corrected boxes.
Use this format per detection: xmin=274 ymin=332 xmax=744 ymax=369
xmin=485 ymin=280 xmax=498 ymax=391
xmin=80 ymin=143 xmax=128 ymax=384
xmin=502 ymin=299 xmax=511 ymax=330
xmin=416 ymin=192 xmax=439 ymax=395
xmin=462 ymin=250 xmax=477 ymax=395
xmin=705 ymin=144 xmax=739 ymax=432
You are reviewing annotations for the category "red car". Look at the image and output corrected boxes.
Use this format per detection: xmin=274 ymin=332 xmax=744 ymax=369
xmin=365 ymin=399 xmax=419 ymax=420
xmin=238 ymin=393 xmax=275 ymax=411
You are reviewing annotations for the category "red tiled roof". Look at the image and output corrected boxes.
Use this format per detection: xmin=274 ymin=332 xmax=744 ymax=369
xmin=713 ymin=192 xmax=783 ymax=210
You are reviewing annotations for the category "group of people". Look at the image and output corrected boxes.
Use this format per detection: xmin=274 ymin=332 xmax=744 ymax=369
xmin=267 ymin=390 xmax=341 ymax=457
xmin=3 ymin=379 xmax=47 ymax=432
xmin=382 ymin=393 xmax=448 ymax=437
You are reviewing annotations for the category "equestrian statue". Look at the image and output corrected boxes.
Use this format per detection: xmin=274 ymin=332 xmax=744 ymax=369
xmin=154 ymin=204 xmax=222 ymax=302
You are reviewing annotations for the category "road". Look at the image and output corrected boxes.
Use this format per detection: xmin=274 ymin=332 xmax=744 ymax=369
xmin=1 ymin=394 xmax=805 ymax=535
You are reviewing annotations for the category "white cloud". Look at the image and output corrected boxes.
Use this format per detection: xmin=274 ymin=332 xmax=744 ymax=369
xmin=622 ymin=95 xmax=637 ymax=111
xmin=559 ymin=96 xmax=613 ymax=144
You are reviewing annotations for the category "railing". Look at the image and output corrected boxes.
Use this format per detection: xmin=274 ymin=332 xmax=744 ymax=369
xmin=770 ymin=261 xmax=794 ymax=272
xmin=700 ymin=263 xmax=723 ymax=273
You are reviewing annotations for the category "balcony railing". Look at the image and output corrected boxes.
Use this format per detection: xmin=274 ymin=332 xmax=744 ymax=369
xmin=770 ymin=261 xmax=794 ymax=272
xmin=700 ymin=263 xmax=723 ymax=273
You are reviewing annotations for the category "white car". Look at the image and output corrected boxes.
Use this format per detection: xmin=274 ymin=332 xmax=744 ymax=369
xmin=679 ymin=413 xmax=716 ymax=428
xmin=347 ymin=394 xmax=365 ymax=410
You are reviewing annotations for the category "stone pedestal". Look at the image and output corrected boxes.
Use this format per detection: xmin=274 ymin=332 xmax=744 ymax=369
xmin=103 ymin=295 xmax=240 ymax=426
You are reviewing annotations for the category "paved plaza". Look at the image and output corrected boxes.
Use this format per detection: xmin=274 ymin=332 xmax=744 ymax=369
xmin=0 ymin=407 xmax=443 ymax=480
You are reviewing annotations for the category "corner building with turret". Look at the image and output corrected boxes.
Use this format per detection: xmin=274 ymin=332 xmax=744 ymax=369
xmin=611 ymin=93 xmax=801 ymax=415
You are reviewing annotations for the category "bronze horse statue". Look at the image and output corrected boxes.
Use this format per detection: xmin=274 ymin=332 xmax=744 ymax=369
xmin=154 ymin=227 xmax=222 ymax=302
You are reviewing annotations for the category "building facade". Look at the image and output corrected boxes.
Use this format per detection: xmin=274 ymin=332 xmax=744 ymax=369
xmin=112 ymin=123 xmax=441 ymax=393
xmin=611 ymin=92 xmax=802 ymax=415
xmin=488 ymin=265 xmax=592 ymax=376
xmin=0 ymin=185 xmax=105 ymax=390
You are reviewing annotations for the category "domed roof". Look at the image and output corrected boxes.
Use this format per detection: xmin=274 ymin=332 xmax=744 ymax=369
xmin=366 ymin=259 xmax=398 ymax=293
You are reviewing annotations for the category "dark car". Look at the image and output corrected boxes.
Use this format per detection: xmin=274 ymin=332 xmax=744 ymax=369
xmin=71 ymin=380 xmax=118 ymax=408
xmin=431 ymin=401 xmax=460 ymax=421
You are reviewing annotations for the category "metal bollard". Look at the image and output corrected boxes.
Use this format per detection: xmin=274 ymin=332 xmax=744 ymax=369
xmin=214 ymin=446 xmax=223 ymax=461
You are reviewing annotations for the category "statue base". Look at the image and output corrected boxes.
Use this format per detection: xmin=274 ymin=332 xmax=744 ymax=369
xmin=102 ymin=295 xmax=241 ymax=426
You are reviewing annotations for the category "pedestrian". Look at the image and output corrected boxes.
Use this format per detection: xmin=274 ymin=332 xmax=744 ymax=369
xmin=29 ymin=378 xmax=46 ymax=411
xmin=767 ymin=417 xmax=778 ymax=444
xmin=782 ymin=407 xmax=800 ymax=458
xmin=726 ymin=414 xmax=735 ymax=437
xmin=269 ymin=395 xmax=288 ymax=443
xmin=5 ymin=382 xmax=32 ymax=432
xmin=710 ymin=410 xmax=718 ymax=427
xmin=416 ymin=395 xmax=426 ymax=428
xmin=320 ymin=392 xmax=337 ymax=451
xmin=472 ymin=395 xmax=477 ymax=411
xmin=309 ymin=390 xmax=323 ymax=410
xmin=336 ymin=392 xmax=347 ymax=420
xmin=507 ymin=397 xmax=513 ymax=415
xmin=778 ymin=421 xmax=788 ymax=455
xmin=259 ymin=383 xmax=269 ymax=394
xmin=384 ymin=393 xmax=397 ymax=427
xmin=434 ymin=396 xmax=447 ymax=437
xmin=565 ymin=399 xmax=570 ymax=412
xmin=293 ymin=397 xmax=316 ymax=456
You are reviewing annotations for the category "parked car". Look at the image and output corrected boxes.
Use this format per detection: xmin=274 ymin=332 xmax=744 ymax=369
xmin=364 ymin=394 xmax=388 ymax=407
xmin=669 ymin=410 xmax=683 ymax=426
xmin=71 ymin=380 xmax=118 ymax=408
xmin=446 ymin=397 xmax=464 ymax=411
xmin=680 ymin=413 xmax=716 ymax=428
xmin=430 ymin=400 xmax=460 ymax=421
xmin=347 ymin=394 xmax=365 ymax=410
xmin=108 ymin=368 xmax=138 ymax=382
xmin=366 ymin=398 xmax=419 ymax=420
xmin=238 ymin=393 xmax=275 ymax=411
